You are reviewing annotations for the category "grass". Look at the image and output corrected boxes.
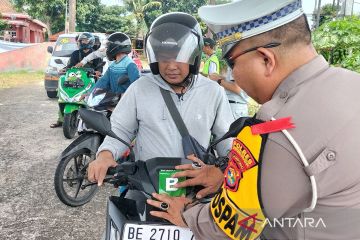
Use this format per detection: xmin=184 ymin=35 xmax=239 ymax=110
xmin=0 ymin=70 xmax=45 ymax=89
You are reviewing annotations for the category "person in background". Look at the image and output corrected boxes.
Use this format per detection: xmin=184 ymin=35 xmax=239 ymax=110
xmin=91 ymin=32 xmax=140 ymax=95
xmin=201 ymin=37 xmax=220 ymax=77
xmin=75 ymin=30 xmax=115 ymax=72
xmin=209 ymin=68 xmax=249 ymax=119
xmin=50 ymin=32 xmax=102 ymax=128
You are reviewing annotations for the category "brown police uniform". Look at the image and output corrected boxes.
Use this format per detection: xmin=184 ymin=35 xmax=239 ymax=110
xmin=183 ymin=55 xmax=360 ymax=239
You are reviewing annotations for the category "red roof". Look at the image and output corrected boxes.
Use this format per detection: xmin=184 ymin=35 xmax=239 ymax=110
xmin=6 ymin=19 xmax=29 ymax=27
xmin=0 ymin=0 xmax=48 ymax=30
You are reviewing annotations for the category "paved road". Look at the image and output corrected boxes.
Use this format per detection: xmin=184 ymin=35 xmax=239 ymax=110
xmin=0 ymin=81 xmax=114 ymax=240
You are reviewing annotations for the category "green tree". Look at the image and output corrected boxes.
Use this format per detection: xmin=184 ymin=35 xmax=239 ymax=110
xmin=313 ymin=16 xmax=360 ymax=72
xmin=319 ymin=3 xmax=339 ymax=26
xmin=12 ymin=0 xmax=102 ymax=34
xmin=92 ymin=5 xmax=136 ymax=37
xmin=124 ymin=0 xmax=162 ymax=37
xmin=0 ymin=14 xmax=9 ymax=33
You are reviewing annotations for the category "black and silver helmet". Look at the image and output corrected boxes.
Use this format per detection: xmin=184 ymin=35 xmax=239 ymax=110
xmin=77 ymin=32 xmax=95 ymax=50
xmin=106 ymin=32 xmax=132 ymax=61
xmin=145 ymin=12 xmax=204 ymax=76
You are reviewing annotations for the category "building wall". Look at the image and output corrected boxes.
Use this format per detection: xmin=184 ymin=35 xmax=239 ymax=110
xmin=0 ymin=42 xmax=53 ymax=71
xmin=1 ymin=16 xmax=45 ymax=43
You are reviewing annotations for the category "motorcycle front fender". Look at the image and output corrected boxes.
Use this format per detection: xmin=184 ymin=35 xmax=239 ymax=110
xmin=60 ymin=132 xmax=103 ymax=160
xmin=64 ymin=103 xmax=82 ymax=114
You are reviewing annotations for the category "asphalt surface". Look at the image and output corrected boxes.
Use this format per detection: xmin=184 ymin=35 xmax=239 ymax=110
xmin=0 ymin=81 xmax=115 ymax=240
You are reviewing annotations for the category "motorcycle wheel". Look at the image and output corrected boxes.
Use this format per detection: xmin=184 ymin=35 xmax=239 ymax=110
xmin=54 ymin=149 xmax=98 ymax=207
xmin=63 ymin=111 xmax=79 ymax=139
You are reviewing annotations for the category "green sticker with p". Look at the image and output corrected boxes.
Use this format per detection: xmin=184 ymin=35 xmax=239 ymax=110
xmin=158 ymin=169 xmax=186 ymax=197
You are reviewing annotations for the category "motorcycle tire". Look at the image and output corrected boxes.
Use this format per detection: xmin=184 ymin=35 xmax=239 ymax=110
xmin=54 ymin=149 xmax=98 ymax=207
xmin=63 ymin=111 xmax=79 ymax=139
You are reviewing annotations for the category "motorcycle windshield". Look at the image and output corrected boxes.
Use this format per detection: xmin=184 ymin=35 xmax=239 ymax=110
xmin=87 ymin=88 xmax=107 ymax=107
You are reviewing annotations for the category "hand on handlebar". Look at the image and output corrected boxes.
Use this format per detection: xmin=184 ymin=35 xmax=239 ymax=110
xmin=88 ymin=151 xmax=118 ymax=186
xmin=173 ymin=155 xmax=223 ymax=199
xmin=75 ymin=62 xmax=84 ymax=68
xmin=95 ymin=71 xmax=102 ymax=78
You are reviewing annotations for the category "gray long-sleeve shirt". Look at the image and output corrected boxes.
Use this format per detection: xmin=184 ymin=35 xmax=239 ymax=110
xmin=183 ymin=56 xmax=360 ymax=240
xmin=97 ymin=73 xmax=234 ymax=161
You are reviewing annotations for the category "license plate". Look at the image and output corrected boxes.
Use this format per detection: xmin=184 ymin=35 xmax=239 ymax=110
xmin=122 ymin=223 xmax=195 ymax=240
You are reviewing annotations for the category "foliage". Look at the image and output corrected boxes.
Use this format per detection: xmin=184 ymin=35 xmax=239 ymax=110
xmin=124 ymin=0 xmax=207 ymax=37
xmin=0 ymin=14 xmax=9 ymax=33
xmin=215 ymin=48 xmax=227 ymax=73
xmin=124 ymin=0 xmax=162 ymax=36
xmin=91 ymin=5 xmax=136 ymax=37
xmin=318 ymin=3 xmax=339 ymax=26
xmin=215 ymin=0 xmax=231 ymax=4
xmin=313 ymin=16 xmax=360 ymax=72
xmin=12 ymin=0 xmax=102 ymax=34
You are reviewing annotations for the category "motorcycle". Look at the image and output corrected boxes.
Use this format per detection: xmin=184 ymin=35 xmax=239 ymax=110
xmin=55 ymin=58 xmax=104 ymax=139
xmin=54 ymin=87 xmax=127 ymax=207
xmin=76 ymin=109 xmax=245 ymax=240
xmin=54 ymin=70 xmax=150 ymax=207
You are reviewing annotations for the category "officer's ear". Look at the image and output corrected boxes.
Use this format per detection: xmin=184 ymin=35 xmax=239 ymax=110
xmin=257 ymin=47 xmax=276 ymax=77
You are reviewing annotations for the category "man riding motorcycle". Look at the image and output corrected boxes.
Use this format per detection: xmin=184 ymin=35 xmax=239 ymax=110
xmin=87 ymin=12 xmax=234 ymax=190
xmin=50 ymin=32 xmax=103 ymax=128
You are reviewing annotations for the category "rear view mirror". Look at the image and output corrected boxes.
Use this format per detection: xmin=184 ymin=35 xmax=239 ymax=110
xmin=47 ymin=46 xmax=53 ymax=54
xmin=79 ymin=109 xmax=114 ymax=137
xmin=55 ymin=59 xmax=65 ymax=65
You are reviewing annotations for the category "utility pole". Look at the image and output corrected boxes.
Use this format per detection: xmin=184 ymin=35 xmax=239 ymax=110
xmin=64 ymin=0 xmax=69 ymax=33
xmin=69 ymin=0 xmax=76 ymax=33
xmin=316 ymin=0 xmax=322 ymax=28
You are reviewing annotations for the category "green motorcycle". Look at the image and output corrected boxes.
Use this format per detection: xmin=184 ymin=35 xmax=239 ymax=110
xmin=58 ymin=67 xmax=96 ymax=139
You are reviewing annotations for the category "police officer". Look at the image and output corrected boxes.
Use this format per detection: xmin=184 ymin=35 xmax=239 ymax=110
xmin=201 ymin=37 xmax=220 ymax=77
xmin=147 ymin=0 xmax=360 ymax=239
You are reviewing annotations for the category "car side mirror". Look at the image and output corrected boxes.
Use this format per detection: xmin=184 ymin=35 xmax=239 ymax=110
xmin=55 ymin=59 xmax=65 ymax=65
xmin=47 ymin=46 xmax=53 ymax=54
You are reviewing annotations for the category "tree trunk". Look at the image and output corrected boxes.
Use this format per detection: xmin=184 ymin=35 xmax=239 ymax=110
xmin=46 ymin=19 xmax=52 ymax=37
xmin=69 ymin=0 xmax=76 ymax=33
xmin=316 ymin=0 xmax=322 ymax=28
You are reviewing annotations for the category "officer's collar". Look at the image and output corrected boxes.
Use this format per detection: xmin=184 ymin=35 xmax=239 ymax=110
xmin=257 ymin=55 xmax=329 ymax=121
xmin=273 ymin=55 xmax=329 ymax=98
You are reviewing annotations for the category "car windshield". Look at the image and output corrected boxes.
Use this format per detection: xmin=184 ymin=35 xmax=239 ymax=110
xmin=53 ymin=37 xmax=78 ymax=57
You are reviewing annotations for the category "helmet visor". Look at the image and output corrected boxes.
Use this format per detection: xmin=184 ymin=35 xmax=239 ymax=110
xmin=146 ymin=23 xmax=200 ymax=65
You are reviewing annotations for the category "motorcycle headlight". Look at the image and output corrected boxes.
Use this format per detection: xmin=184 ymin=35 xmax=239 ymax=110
xmin=46 ymin=66 xmax=58 ymax=74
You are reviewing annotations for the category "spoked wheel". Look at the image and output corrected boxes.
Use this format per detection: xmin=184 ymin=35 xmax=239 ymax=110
xmin=54 ymin=149 xmax=98 ymax=207
xmin=63 ymin=111 xmax=79 ymax=139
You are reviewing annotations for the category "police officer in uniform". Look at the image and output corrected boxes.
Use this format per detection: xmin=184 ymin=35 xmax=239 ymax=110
xmin=146 ymin=0 xmax=360 ymax=239
xmin=201 ymin=37 xmax=220 ymax=77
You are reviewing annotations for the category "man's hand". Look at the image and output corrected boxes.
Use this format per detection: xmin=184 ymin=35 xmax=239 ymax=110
xmin=173 ymin=155 xmax=224 ymax=199
xmin=94 ymin=71 xmax=102 ymax=78
xmin=87 ymin=151 xmax=117 ymax=186
xmin=147 ymin=193 xmax=191 ymax=227
xmin=75 ymin=62 xmax=84 ymax=68
xmin=79 ymin=94 xmax=87 ymax=101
